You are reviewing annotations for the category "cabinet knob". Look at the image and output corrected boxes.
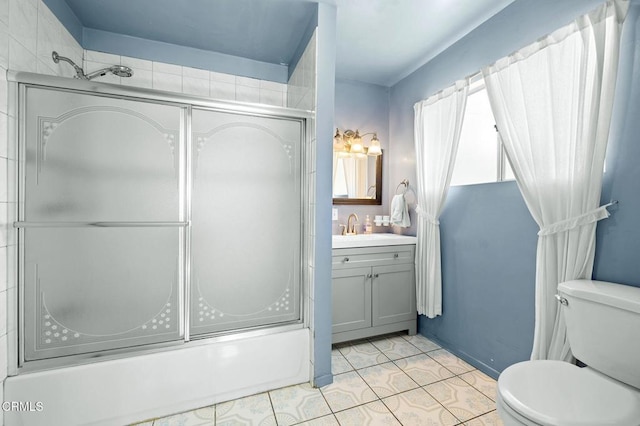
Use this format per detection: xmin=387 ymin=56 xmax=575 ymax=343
xmin=343 ymin=257 xmax=350 ymax=262
xmin=366 ymin=273 xmax=372 ymax=279
xmin=373 ymin=273 xmax=379 ymax=278
xmin=393 ymin=253 xmax=399 ymax=259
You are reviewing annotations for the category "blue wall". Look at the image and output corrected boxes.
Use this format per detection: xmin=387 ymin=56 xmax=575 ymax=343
xmin=42 ymin=0 xmax=294 ymax=83
xmin=594 ymin=2 xmax=640 ymax=285
xmin=390 ymin=0 xmax=640 ymax=378
xmin=313 ymin=2 xmax=337 ymax=388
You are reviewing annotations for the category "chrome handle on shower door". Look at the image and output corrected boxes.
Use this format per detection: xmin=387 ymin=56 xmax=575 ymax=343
xmin=13 ymin=221 xmax=190 ymax=228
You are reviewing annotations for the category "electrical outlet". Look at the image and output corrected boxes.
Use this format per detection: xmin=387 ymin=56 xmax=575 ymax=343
xmin=332 ymin=208 xmax=339 ymax=221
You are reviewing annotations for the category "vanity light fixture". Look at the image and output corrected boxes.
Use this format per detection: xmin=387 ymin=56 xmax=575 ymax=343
xmin=333 ymin=128 xmax=382 ymax=157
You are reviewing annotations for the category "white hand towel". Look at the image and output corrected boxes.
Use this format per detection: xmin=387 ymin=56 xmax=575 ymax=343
xmin=390 ymin=194 xmax=410 ymax=227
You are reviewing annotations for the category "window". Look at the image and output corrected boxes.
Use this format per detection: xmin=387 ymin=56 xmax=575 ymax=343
xmin=450 ymin=79 xmax=514 ymax=186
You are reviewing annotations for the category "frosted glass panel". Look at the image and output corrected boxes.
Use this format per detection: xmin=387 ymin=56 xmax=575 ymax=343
xmin=24 ymin=87 xmax=182 ymax=222
xmin=23 ymin=227 xmax=181 ymax=361
xmin=190 ymin=109 xmax=302 ymax=335
xmin=20 ymin=87 xmax=185 ymax=361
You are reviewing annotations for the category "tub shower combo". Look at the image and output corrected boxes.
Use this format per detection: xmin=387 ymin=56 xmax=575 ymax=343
xmin=4 ymin=54 xmax=312 ymax=425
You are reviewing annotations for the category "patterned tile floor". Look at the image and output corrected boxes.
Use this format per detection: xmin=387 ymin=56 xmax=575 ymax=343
xmin=135 ymin=333 xmax=503 ymax=425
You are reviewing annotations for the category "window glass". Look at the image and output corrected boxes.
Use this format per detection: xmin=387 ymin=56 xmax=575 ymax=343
xmin=451 ymin=80 xmax=514 ymax=186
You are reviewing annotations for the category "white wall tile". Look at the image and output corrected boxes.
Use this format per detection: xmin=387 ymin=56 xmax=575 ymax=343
xmin=36 ymin=0 xmax=60 ymax=66
xmin=8 ymin=37 xmax=37 ymax=72
xmin=0 ymin=0 xmax=8 ymax=26
xmin=287 ymin=30 xmax=316 ymax=113
xmin=0 ymin=291 xmax=6 ymax=336
xmin=6 ymin=160 xmax=14 ymax=203
xmin=6 ymin=286 xmax=15 ymax=336
xmin=210 ymin=70 xmax=235 ymax=84
xmin=259 ymin=88 xmax=284 ymax=107
xmin=0 ymin=379 xmax=3 ymax=425
xmin=259 ymin=79 xmax=284 ymax=92
xmin=0 ymin=162 xmax=6 ymax=203
xmin=120 ymin=68 xmax=152 ymax=89
xmin=36 ymin=57 xmax=56 ymax=76
xmin=0 ymin=203 xmax=6 ymax=245
xmin=210 ymin=81 xmax=235 ymax=101
xmin=152 ymin=71 xmax=182 ymax=92
xmin=5 ymin=202 xmax=13 ymax=246
xmin=120 ymin=55 xmax=152 ymax=71
xmin=0 ymin=74 xmax=6 ymax=115
xmin=236 ymin=75 xmax=260 ymax=88
xmin=0 ymin=333 xmax=7 ymax=382
xmin=183 ymin=66 xmax=208 ymax=80
xmin=9 ymin=0 xmax=37 ymax=54
xmin=183 ymin=76 xmax=209 ymax=96
xmin=0 ymin=247 xmax=6 ymax=293
xmin=5 ymin=245 xmax=14 ymax=290
xmin=153 ymin=61 xmax=182 ymax=75
xmin=300 ymin=90 xmax=314 ymax=111
xmin=236 ymin=84 xmax=259 ymax=103
xmin=0 ymin=20 xmax=8 ymax=69
xmin=0 ymin=113 xmax=6 ymax=159
xmin=84 ymin=50 xmax=119 ymax=65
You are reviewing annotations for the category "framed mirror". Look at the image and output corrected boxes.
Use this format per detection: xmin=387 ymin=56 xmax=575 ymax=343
xmin=332 ymin=150 xmax=382 ymax=205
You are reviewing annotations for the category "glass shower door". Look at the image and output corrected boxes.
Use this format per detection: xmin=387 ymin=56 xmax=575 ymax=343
xmin=20 ymin=87 xmax=186 ymax=361
xmin=190 ymin=109 xmax=303 ymax=335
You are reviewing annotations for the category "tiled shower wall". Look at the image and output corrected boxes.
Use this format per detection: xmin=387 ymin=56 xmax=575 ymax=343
xmin=82 ymin=50 xmax=289 ymax=107
xmin=0 ymin=0 xmax=317 ymax=423
xmin=287 ymin=31 xmax=318 ymax=383
xmin=0 ymin=1 xmax=84 ymax=424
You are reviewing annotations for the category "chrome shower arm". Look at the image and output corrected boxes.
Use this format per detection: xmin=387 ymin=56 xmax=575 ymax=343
xmin=84 ymin=67 xmax=113 ymax=81
xmin=52 ymin=51 xmax=88 ymax=80
xmin=52 ymin=51 xmax=133 ymax=81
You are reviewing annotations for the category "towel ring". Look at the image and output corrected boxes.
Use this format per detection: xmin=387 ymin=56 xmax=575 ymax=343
xmin=395 ymin=179 xmax=409 ymax=194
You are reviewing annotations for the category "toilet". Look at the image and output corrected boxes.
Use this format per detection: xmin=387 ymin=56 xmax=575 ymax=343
xmin=497 ymin=280 xmax=640 ymax=426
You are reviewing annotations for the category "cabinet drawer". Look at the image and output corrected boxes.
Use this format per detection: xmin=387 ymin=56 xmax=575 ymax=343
xmin=332 ymin=245 xmax=414 ymax=269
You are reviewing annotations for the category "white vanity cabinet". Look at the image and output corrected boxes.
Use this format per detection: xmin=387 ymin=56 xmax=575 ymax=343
xmin=331 ymin=244 xmax=417 ymax=343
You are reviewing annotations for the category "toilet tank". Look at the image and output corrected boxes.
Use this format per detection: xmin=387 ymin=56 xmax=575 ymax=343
xmin=558 ymin=280 xmax=640 ymax=389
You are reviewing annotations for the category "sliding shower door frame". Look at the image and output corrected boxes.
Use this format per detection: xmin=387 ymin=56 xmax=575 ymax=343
xmin=8 ymin=71 xmax=311 ymax=373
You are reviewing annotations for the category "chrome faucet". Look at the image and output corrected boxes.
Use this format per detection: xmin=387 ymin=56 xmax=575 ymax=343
xmin=346 ymin=213 xmax=359 ymax=235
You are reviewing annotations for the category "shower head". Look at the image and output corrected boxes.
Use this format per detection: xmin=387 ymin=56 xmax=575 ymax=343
xmin=52 ymin=51 xmax=134 ymax=80
xmin=110 ymin=65 xmax=134 ymax=78
xmin=85 ymin=65 xmax=134 ymax=80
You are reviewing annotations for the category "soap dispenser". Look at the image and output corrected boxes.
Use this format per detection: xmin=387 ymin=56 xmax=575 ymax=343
xmin=365 ymin=215 xmax=373 ymax=234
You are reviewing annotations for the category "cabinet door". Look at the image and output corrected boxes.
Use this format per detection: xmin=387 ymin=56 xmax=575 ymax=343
xmin=372 ymin=264 xmax=416 ymax=326
xmin=332 ymin=267 xmax=371 ymax=333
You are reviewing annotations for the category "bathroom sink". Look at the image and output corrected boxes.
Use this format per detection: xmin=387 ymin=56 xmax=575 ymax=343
xmin=332 ymin=233 xmax=417 ymax=248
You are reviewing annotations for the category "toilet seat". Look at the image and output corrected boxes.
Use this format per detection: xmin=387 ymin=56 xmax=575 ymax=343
xmin=498 ymin=360 xmax=640 ymax=426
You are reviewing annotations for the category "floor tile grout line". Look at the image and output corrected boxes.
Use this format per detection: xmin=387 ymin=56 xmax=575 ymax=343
xmin=336 ymin=335 xmax=479 ymax=426
xmin=337 ymin=334 xmax=493 ymax=424
xmin=266 ymin=390 xmax=277 ymax=424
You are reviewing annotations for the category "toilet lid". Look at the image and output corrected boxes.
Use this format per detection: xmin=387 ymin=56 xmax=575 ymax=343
xmin=499 ymin=360 xmax=640 ymax=426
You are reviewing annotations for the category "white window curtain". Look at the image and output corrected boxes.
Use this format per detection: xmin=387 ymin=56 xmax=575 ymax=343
xmin=482 ymin=0 xmax=627 ymax=361
xmin=414 ymin=80 xmax=469 ymax=318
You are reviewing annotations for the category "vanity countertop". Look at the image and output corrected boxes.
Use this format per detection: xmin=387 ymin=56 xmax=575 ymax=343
xmin=332 ymin=233 xmax=417 ymax=249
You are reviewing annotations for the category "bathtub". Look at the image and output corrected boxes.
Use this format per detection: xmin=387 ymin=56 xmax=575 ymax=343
xmin=4 ymin=328 xmax=310 ymax=425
